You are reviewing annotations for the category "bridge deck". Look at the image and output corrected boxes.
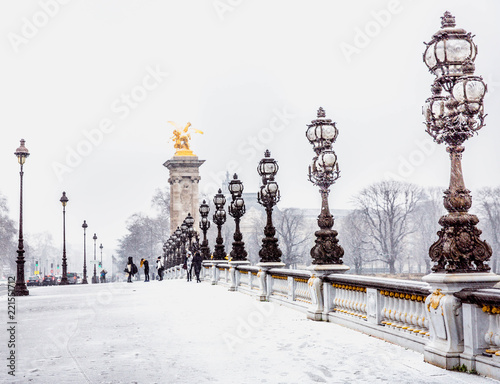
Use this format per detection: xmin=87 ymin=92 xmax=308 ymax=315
xmin=4 ymin=280 xmax=497 ymax=383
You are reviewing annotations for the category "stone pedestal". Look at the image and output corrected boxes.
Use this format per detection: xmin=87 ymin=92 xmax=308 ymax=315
xmin=422 ymin=273 xmax=500 ymax=369
xmin=306 ymin=264 xmax=350 ymax=321
xmin=228 ymin=261 xmax=250 ymax=291
xmin=164 ymin=156 xmax=205 ymax=233
xmin=256 ymin=262 xmax=285 ymax=301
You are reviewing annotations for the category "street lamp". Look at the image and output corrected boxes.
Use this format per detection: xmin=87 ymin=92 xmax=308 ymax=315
xmin=306 ymin=107 xmax=344 ymax=265
xmin=423 ymin=12 xmax=491 ymax=273
xmin=199 ymin=200 xmax=211 ymax=260
xmin=99 ymin=244 xmax=103 ymax=268
xmin=59 ymin=192 xmax=69 ymax=285
xmin=13 ymin=139 xmax=30 ymax=296
xmin=228 ymin=174 xmax=248 ymax=261
xmin=174 ymin=227 xmax=182 ymax=265
xmin=180 ymin=220 xmax=188 ymax=262
xmin=212 ymin=189 xmax=227 ymax=260
xmin=184 ymin=213 xmax=195 ymax=251
xmin=92 ymin=233 xmax=98 ymax=283
xmin=81 ymin=220 xmax=88 ymax=284
xmin=257 ymin=150 xmax=282 ymax=263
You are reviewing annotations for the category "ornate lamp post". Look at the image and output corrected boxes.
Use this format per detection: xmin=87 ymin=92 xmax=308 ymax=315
xmin=174 ymin=227 xmax=182 ymax=265
xmin=81 ymin=220 xmax=88 ymax=284
xmin=423 ymin=12 xmax=491 ymax=273
xmin=228 ymin=174 xmax=248 ymax=261
xmin=13 ymin=139 xmax=30 ymax=296
xmin=306 ymin=107 xmax=344 ymax=265
xmin=199 ymin=200 xmax=211 ymax=260
xmin=257 ymin=150 xmax=283 ymax=264
xmin=184 ymin=213 xmax=195 ymax=252
xmin=212 ymin=189 xmax=227 ymax=260
xmin=99 ymin=244 xmax=103 ymax=268
xmin=92 ymin=233 xmax=98 ymax=283
xmin=420 ymin=12 xmax=500 ymax=369
xmin=59 ymin=192 xmax=69 ymax=285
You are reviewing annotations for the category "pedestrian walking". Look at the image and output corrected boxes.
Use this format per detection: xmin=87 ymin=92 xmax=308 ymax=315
xmin=140 ymin=258 xmax=150 ymax=282
xmin=193 ymin=251 xmax=203 ymax=283
xmin=125 ymin=257 xmax=137 ymax=283
xmin=157 ymin=256 xmax=164 ymax=281
xmin=184 ymin=251 xmax=193 ymax=282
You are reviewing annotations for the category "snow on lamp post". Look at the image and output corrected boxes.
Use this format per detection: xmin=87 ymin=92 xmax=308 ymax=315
xmin=212 ymin=189 xmax=227 ymax=261
xmin=257 ymin=150 xmax=283 ymax=264
xmin=92 ymin=233 xmax=98 ymax=283
xmin=82 ymin=220 xmax=88 ymax=284
xmin=199 ymin=200 xmax=211 ymax=260
xmin=423 ymin=12 xmax=491 ymax=273
xmin=13 ymin=139 xmax=30 ymax=296
xmin=306 ymin=107 xmax=344 ymax=265
xmin=228 ymin=174 xmax=248 ymax=262
xmin=59 ymin=192 xmax=69 ymax=285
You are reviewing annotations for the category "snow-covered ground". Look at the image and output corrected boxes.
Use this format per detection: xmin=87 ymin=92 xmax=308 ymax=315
xmin=1 ymin=279 xmax=498 ymax=384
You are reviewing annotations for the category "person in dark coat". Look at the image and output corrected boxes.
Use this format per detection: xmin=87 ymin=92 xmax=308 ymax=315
xmin=193 ymin=251 xmax=203 ymax=283
xmin=141 ymin=258 xmax=150 ymax=282
xmin=156 ymin=256 xmax=164 ymax=281
xmin=125 ymin=257 xmax=134 ymax=283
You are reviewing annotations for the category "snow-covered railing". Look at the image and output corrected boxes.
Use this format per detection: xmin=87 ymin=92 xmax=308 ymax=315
xmin=165 ymin=261 xmax=500 ymax=380
xmin=454 ymin=288 xmax=500 ymax=374
xmin=235 ymin=266 xmax=260 ymax=294
xmin=324 ymin=275 xmax=430 ymax=352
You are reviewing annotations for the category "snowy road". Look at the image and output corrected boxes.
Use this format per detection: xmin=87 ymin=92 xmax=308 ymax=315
xmin=0 ymin=280 xmax=498 ymax=384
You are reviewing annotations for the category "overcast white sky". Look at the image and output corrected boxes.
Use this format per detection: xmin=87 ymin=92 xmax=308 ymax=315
xmin=1 ymin=0 xmax=499 ymax=265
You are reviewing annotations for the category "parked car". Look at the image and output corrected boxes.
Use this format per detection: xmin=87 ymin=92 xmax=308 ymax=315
xmin=42 ymin=275 xmax=56 ymax=286
xmin=27 ymin=275 xmax=41 ymax=286
xmin=67 ymin=273 xmax=80 ymax=284
xmin=55 ymin=275 xmax=62 ymax=285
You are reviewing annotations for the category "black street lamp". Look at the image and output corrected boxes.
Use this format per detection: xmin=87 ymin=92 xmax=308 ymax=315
xmin=13 ymin=139 xmax=30 ymax=296
xmin=212 ymin=188 xmax=227 ymax=260
xmin=174 ymin=227 xmax=182 ymax=265
xmin=82 ymin=220 xmax=88 ymax=284
xmin=180 ymin=220 xmax=188 ymax=261
xmin=257 ymin=150 xmax=282 ymax=263
xmin=423 ymin=12 xmax=491 ymax=273
xmin=228 ymin=174 xmax=248 ymax=262
xmin=306 ymin=107 xmax=344 ymax=265
xmin=184 ymin=213 xmax=195 ymax=251
xmin=59 ymin=192 xmax=69 ymax=285
xmin=199 ymin=200 xmax=211 ymax=260
xmin=92 ymin=233 xmax=98 ymax=283
xmin=99 ymin=243 xmax=103 ymax=268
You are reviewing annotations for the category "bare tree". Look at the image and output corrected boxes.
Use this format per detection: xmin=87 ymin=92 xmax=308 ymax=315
xmin=0 ymin=193 xmax=17 ymax=274
xmin=477 ymin=187 xmax=500 ymax=273
xmin=353 ymin=181 xmax=425 ymax=274
xmin=274 ymin=208 xmax=309 ymax=268
xmin=412 ymin=187 xmax=445 ymax=274
xmin=339 ymin=210 xmax=373 ymax=274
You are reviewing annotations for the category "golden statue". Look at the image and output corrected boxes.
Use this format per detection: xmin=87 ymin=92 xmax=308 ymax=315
xmin=168 ymin=121 xmax=203 ymax=156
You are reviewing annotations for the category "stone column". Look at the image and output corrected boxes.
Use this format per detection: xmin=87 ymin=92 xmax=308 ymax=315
xmin=164 ymin=156 xmax=205 ymax=233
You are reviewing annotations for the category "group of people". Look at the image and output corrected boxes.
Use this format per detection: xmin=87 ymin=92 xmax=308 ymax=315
xmin=124 ymin=251 xmax=202 ymax=283
xmin=183 ymin=251 xmax=203 ymax=283
xmin=124 ymin=256 xmax=165 ymax=283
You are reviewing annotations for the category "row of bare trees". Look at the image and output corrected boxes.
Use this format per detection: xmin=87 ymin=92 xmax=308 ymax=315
xmin=340 ymin=181 xmax=500 ymax=275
